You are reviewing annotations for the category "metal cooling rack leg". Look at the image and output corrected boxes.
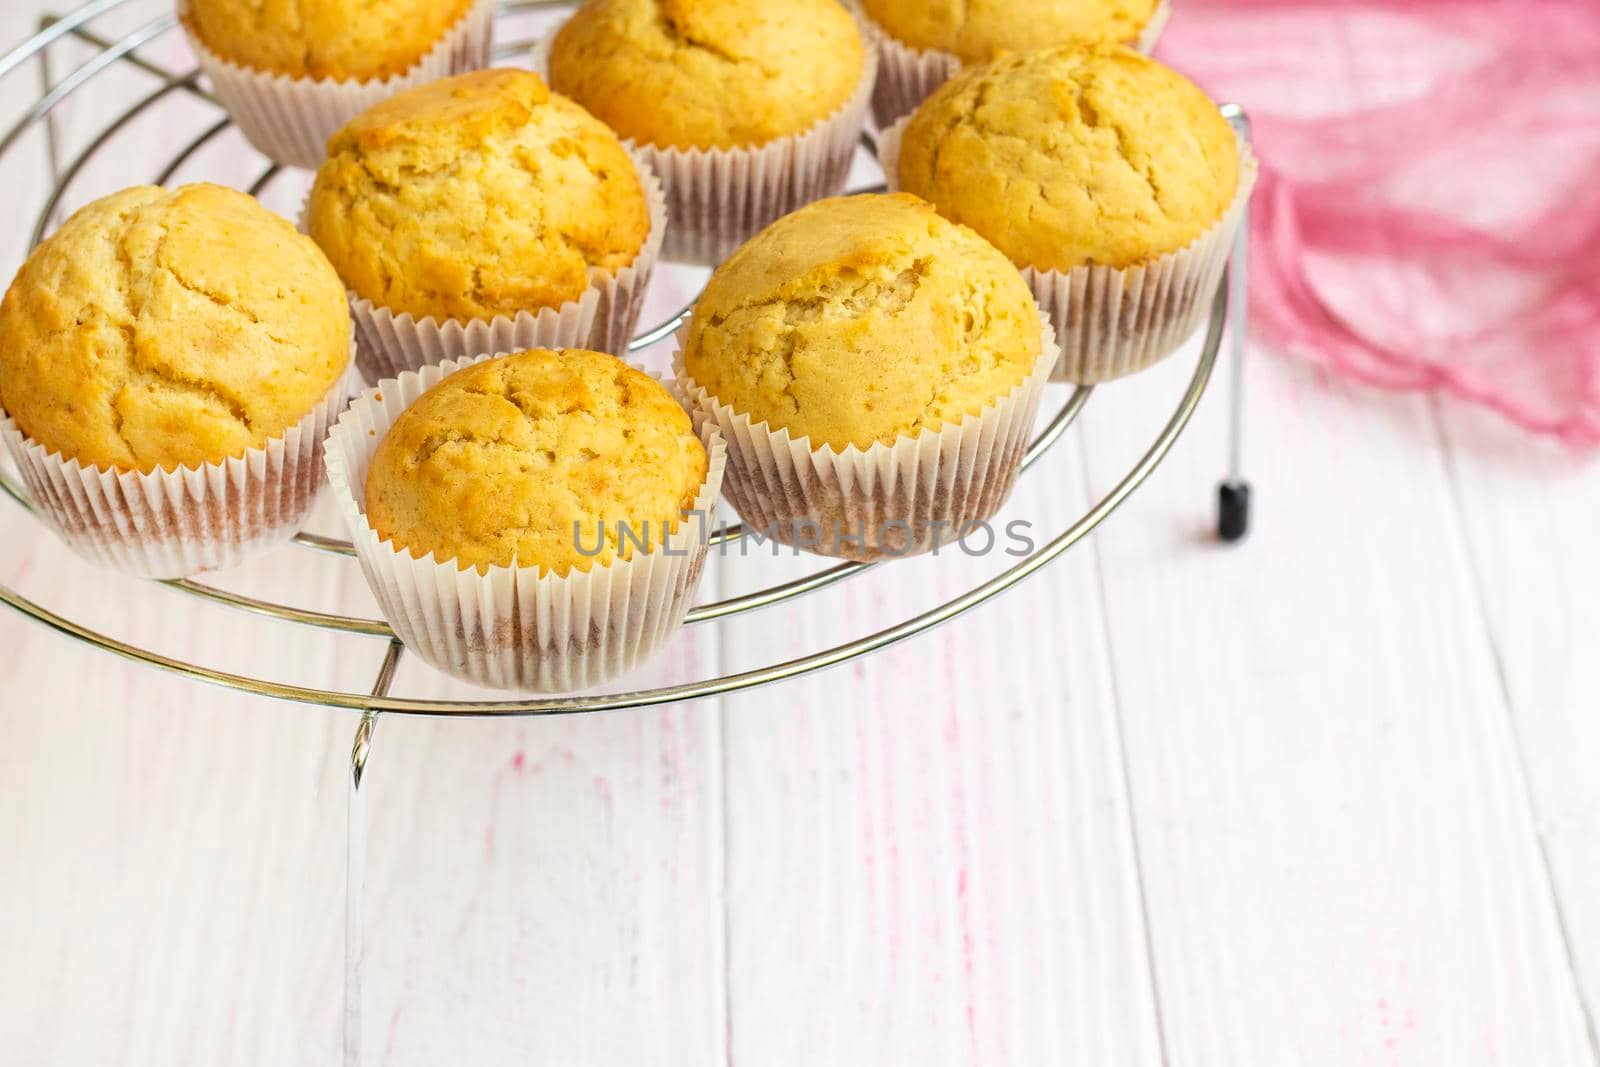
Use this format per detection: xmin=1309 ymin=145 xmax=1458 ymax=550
xmin=346 ymin=640 xmax=403 ymax=1067
xmin=1218 ymin=105 xmax=1254 ymax=543
xmin=35 ymin=17 xmax=61 ymax=184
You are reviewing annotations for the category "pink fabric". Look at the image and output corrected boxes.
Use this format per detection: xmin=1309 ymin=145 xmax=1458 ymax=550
xmin=1155 ymin=0 xmax=1600 ymax=444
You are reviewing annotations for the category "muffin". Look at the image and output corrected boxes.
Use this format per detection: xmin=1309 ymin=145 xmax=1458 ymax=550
xmin=881 ymin=46 xmax=1256 ymax=382
xmin=541 ymin=0 xmax=876 ymax=263
xmin=549 ymin=0 xmax=864 ymax=150
xmin=862 ymin=0 xmax=1168 ymax=128
xmin=184 ymin=0 xmax=475 ymax=81
xmin=181 ymin=0 xmax=494 ymax=169
xmin=306 ymin=69 xmax=664 ymax=380
xmin=0 ymin=183 xmax=353 ymax=577
xmin=366 ymin=350 xmax=708 ymax=575
xmin=325 ymin=350 xmax=726 ymax=693
xmin=676 ymin=193 xmax=1059 ymax=560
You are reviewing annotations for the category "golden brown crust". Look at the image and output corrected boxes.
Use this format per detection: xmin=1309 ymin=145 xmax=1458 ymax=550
xmin=897 ymin=46 xmax=1239 ymax=272
xmin=307 ymin=70 xmax=651 ymax=323
xmin=683 ymin=193 xmax=1041 ymax=452
xmin=549 ymin=0 xmax=866 ymax=150
xmin=0 ymin=184 xmax=351 ymax=473
xmin=365 ymin=349 xmax=708 ymax=575
xmin=182 ymin=0 xmax=475 ymax=82
xmin=862 ymin=0 xmax=1160 ymax=61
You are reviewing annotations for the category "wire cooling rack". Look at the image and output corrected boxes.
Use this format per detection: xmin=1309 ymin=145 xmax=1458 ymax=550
xmin=0 ymin=0 xmax=1251 ymax=720
xmin=0 ymin=7 xmax=1254 ymax=1061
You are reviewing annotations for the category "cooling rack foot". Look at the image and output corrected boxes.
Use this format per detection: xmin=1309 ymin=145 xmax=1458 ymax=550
xmin=1217 ymin=480 xmax=1251 ymax=542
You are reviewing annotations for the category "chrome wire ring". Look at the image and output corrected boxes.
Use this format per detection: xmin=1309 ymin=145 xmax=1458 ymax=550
xmin=0 ymin=0 xmax=1229 ymax=714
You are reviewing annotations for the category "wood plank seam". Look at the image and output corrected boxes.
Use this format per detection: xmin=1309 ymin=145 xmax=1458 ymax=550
xmin=1078 ymin=428 xmax=1175 ymax=1067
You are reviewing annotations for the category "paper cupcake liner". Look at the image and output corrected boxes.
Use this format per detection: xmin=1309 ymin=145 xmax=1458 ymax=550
xmin=324 ymin=354 xmax=727 ymax=694
xmin=671 ymin=313 xmax=1058 ymax=563
xmin=0 ymin=359 xmax=358 ymax=580
xmin=864 ymin=0 xmax=1170 ymax=130
xmin=532 ymin=30 xmax=877 ymax=266
xmin=182 ymin=0 xmax=495 ymax=170
xmin=880 ymin=122 xmax=1257 ymax=383
xmin=337 ymin=154 xmax=667 ymax=383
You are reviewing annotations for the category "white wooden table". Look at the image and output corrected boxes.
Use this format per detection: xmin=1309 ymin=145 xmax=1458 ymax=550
xmin=3 ymin=4 xmax=1599 ymax=1065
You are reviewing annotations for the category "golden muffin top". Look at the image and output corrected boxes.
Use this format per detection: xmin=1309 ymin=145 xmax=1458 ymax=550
xmin=0 ymin=184 xmax=350 ymax=473
xmin=682 ymin=193 xmax=1042 ymax=452
xmin=307 ymin=69 xmax=651 ymax=323
xmin=862 ymin=0 xmax=1161 ymax=61
xmin=365 ymin=349 xmax=709 ymax=575
xmin=548 ymin=0 xmax=866 ymax=150
xmin=183 ymin=0 xmax=475 ymax=82
xmin=896 ymin=46 xmax=1239 ymax=272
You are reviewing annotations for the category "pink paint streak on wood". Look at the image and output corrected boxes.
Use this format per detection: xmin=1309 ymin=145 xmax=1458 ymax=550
xmin=941 ymin=633 xmax=982 ymax=1064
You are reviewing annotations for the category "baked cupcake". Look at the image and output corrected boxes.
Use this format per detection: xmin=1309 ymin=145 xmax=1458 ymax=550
xmin=862 ymin=0 xmax=1169 ymax=128
xmin=541 ymin=0 xmax=876 ymax=263
xmin=0 ymin=183 xmax=354 ymax=578
xmin=674 ymin=193 xmax=1058 ymax=561
xmin=181 ymin=0 xmax=494 ymax=169
xmin=306 ymin=69 xmax=665 ymax=382
xmin=325 ymin=349 xmax=726 ymax=692
xmin=879 ymin=46 xmax=1256 ymax=382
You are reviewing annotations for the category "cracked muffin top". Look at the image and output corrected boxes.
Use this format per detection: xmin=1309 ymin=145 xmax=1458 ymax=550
xmin=861 ymin=0 xmax=1161 ymax=62
xmin=682 ymin=193 xmax=1041 ymax=452
xmin=0 ymin=183 xmax=350 ymax=473
xmin=547 ymin=0 xmax=865 ymax=150
xmin=182 ymin=0 xmax=475 ymax=82
xmin=306 ymin=69 xmax=650 ymax=322
xmin=365 ymin=349 xmax=708 ymax=575
xmin=896 ymin=46 xmax=1239 ymax=272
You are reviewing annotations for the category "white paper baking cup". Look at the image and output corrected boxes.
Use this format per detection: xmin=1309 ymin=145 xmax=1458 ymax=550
xmin=0 ymin=359 xmax=357 ymax=580
xmin=335 ymin=154 xmax=667 ymax=383
xmin=532 ymin=30 xmax=877 ymax=266
xmin=880 ymin=122 xmax=1257 ymax=383
xmin=672 ymin=312 xmax=1058 ymax=562
xmin=324 ymin=354 xmax=727 ymax=693
xmin=864 ymin=0 xmax=1170 ymax=130
xmin=181 ymin=0 xmax=495 ymax=170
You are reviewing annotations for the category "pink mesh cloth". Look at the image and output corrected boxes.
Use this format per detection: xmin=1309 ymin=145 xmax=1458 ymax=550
xmin=1156 ymin=0 xmax=1600 ymax=444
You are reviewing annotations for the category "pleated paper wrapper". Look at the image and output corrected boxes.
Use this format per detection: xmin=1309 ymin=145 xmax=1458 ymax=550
xmin=0 ymin=361 xmax=358 ymax=580
xmin=324 ymin=355 xmax=727 ymax=694
xmin=864 ymin=0 xmax=1170 ymax=130
xmin=671 ymin=313 xmax=1059 ymax=563
xmin=532 ymin=31 xmax=876 ymax=266
xmin=181 ymin=0 xmax=495 ymax=170
xmin=338 ymin=154 xmax=667 ymax=383
xmin=880 ymin=122 xmax=1258 ymax=383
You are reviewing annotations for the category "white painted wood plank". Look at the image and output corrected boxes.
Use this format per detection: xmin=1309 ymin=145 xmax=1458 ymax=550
xmin=716 ymin=412 xmax=1165 ymax=1067
xmin=349 ymin=686 xmax=726 ymax=1066
xmin=1078 ymin=340 xmax=1598 ymax=1066
xmin=0 ymin=527 xmax=374 ymax=1066
xmin=1434 ymin=399 xmax=1600 ymax=1044
xmin=2 ymin=535 xmax=732 ymax=1060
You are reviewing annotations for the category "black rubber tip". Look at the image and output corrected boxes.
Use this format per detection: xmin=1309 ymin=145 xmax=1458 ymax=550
xmin=1217 ymin=481 xmax=1251 ymax=543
